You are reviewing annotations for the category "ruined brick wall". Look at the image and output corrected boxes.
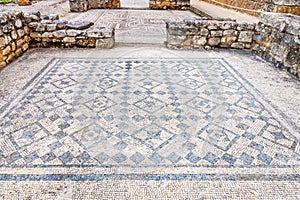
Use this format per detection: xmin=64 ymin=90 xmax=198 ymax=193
xmin=0 ymin=12 xmax=30 ymax=69
xmin=88 ymin=0 xmax=120 ymax=9
xmin=69 ymin=0 xmax=120 ymax=12
xmin=166 ymin=13 xmax=300 ymax=78
xmin=149 ymin=0 xmax=190 ymax=10
xmin=253 ymin=13 xmax=300 ymax=77
xmin=200 ymin=0 xmax=300 ymax=16
xmin=0 ymin=11 xmax=115 ymax=70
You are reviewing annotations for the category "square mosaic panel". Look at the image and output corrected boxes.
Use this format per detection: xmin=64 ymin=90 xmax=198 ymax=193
xmin=0 ymin=58 xmax=299 ymax=181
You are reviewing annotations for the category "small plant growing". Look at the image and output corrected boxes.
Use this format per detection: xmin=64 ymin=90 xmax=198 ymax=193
xmin=0 ymin=0 xmax=16 ymax=3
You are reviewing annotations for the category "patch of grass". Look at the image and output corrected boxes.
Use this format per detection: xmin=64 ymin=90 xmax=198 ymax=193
xmin=0 ymin=0 xmax=16 ymax=3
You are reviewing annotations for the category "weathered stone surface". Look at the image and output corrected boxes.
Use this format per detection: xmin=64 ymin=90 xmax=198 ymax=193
xmin=30 ymin=32 xmax=42 ymax=40
xmin=42 ymin=32 xmax=53 ymax=38
xmin=211 ymin=30 xmax=222 ymax=37
xmin=231 ymin=42 xmax=244 ymax=49
xmin=193 ymin=36 xmax=207 ymax=46
xmin=208 ymin=37 xmax=221 ymax=46
xmin=238 ymin=31 xmax=253 ymax=43
xmin=66 ymin=30 xmax=82 ymax=37
xmin=200 ymin=28 xmax=209 ymax=36
xmin=66 ymin=21 xmax=94 ymax=30
xmin=15 ymin=19 xmax=23 ymax=28
xmin=46 ymin=24 xmax=57 ymax=32
xmin=69 ymin=0 xmax=89 ymax=12
xmin=63 ymin=37 xmax=76 ymax=43
xmin=53 ymin=30 xmax=67 ymax=38
xmin=17 ymin=29 xmax=25 ymax=38
xmin=0 ymin=37 xmax=5 ymax=48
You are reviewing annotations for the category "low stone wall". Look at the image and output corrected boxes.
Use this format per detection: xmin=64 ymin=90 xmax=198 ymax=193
xmin=166 ymin=13 xmax=300 ymax=78
xmin=69 ymin=0 xmax=120 ymax=12
xmin=201 ymin=0 xmax=300 ymax=16
xmin=253 ymin=12 xmax=300 ymax=77
xmin=0 ymin=11 xmax=115 ymax=70
xmin=0 ymin=12 xmax=30 ymax=69
xmin=167 ymin=18 xmax=255 ymax=49
xmin=149 ymin=0 xmax=190 ymax=10
xmin=28 ymin=13 xmax=114 ymax=48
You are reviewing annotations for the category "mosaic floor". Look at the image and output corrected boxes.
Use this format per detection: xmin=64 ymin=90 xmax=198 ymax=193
xmin=0 ymin=57 xmax=299 ymax=185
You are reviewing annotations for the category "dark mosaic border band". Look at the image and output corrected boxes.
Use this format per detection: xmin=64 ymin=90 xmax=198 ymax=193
xmin=0 ymin=173 xmax=299 ymax=181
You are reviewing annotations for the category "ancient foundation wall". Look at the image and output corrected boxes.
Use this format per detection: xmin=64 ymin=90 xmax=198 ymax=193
xmin=0 ymin=12 xmax=30 ymax=69
xmin=166 ymin=13 xmax=300 ymax=78
xmin=149 ymin=0 xmax=190 ymax=10
xmin=69 ymin=0 xmax=120 ymax=12
xmin=200 ymin=0 xmax=300 ymax=16
xmin=0 ymin=11 xmax=115 ymax=70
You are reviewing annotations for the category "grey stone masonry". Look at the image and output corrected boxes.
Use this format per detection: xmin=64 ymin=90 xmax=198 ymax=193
xmin=0 ymin=11 xmax=30 ymax=69
xmin=0 ymin=11 xmax=115 ymax=70
xmin=166 ymin=13 xmax=299 ymax=78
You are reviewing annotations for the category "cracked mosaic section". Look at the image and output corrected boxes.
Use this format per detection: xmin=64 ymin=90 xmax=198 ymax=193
xmin=0 ymin=58 xmax=299 ymax=169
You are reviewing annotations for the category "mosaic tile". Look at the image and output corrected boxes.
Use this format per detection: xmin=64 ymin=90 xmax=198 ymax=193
xmin=0 ymin=58 xmax=299 ymax=181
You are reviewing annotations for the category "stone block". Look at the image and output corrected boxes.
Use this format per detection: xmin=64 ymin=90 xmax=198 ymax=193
xmin=2 ymin=46 xmax=11 ymax=56
xmin=223 ymin=30 xmax=237 ymax=36
xmin=0 ymin=37 xmax=5 ymax=49
xmin=15 ymin=48 xmax=23 ymax=57
xmin=67 ymin=30 xmax=82 ymax=37
xmin=63 ymin=37 xmax=76 ymax=43
xmin=11 ymin=31 xmax=18 ymax=40
xmin=17 ymin=29 xmax=25 ymax=38
xmin=22 ymin=43 xmax=29 ymax=51
xmin=67 ymin=21 xmax=94 ymax=30
xmin=200 ymin=28 xmax=209 ymax=36
xmin=69 ymin=0 xmax=89 ymax=12
xmin=231 ymin=42 xmax=244 ymax=49
xmin=16 ymin=39 xmax=25 ymax=48
xmin=6 ymin=52 xmax=16 ymax=63
xmin=0 ymin=61 xmax=6 ymax=68
xmin=36 ymin=23 xmax=46 ymax=32
xmin=211 ymin=31 xmax=222 ymax=37
xmin=42 ymin=32 xmax=54 ymax=38
xmin=47 ymin=24 xmax=57 ymax=32
xmin=193 ymin=36 xmax=207 ymax=47
xmin=208 ymin=37 xmax=221 ymax=46
xmin=238 ymin=31 xmax=253 ymax=43
xmin=221 ymin=36 xmax=236 ymax=46
xmin=96 ymin=38 xmax=114 ymax=48
xmin=53 ymin=30 xmax=67 ymax=38
xmin=11 ymin=42 xmax=16 ymax=51
xmin=15 ymin=19 xmax=23 ymax=28
xmin=30 ymin=32 xmax=42 ymax=41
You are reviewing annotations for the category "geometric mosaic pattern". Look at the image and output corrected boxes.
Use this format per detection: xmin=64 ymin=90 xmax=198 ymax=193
xmin=0 ymin=58 xmax=299 ymax=180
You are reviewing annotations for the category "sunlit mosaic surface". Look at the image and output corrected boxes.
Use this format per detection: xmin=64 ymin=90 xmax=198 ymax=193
xmin=0 ymin=58 xmax=299 ymax=181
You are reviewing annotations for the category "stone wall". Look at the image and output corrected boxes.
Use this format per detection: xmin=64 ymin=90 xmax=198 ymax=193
xmin=166 ymin=13 xmax=300 ymax=78
xmin=69 ymin=0 xmax=120 ymax=12
xmin=167 ymin=18 xmax=255 ymax=49
xmin=201 ymin=0 xmax=300 ymax=16
xmin=28 ymin=13 xmax=114 ymax=48
xmin=0 ymin=11 xmax=115 ymax=70
xmin=0 ymin=11 xmax=30 ymax=69
xmin=149 ymin=0 xmax=190 ymax=10
xmin=253 ymin=12 xmax=300 ymax=77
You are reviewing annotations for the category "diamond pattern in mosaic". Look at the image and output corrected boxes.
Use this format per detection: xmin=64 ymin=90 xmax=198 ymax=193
xmin=186 ymin=96 xmax=217 ymax=114
xmin=134 ymin=96 xmax=165 ymax=113
xmin=198 ymin=124 xmax=239 ymax=151
xmin=136 ymin=78 xmax=161 ymax=90
xmin=133 ymin=124 xmax=175 ymax=150
xmin=0 ymin=58 xmax=299 ymax=170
